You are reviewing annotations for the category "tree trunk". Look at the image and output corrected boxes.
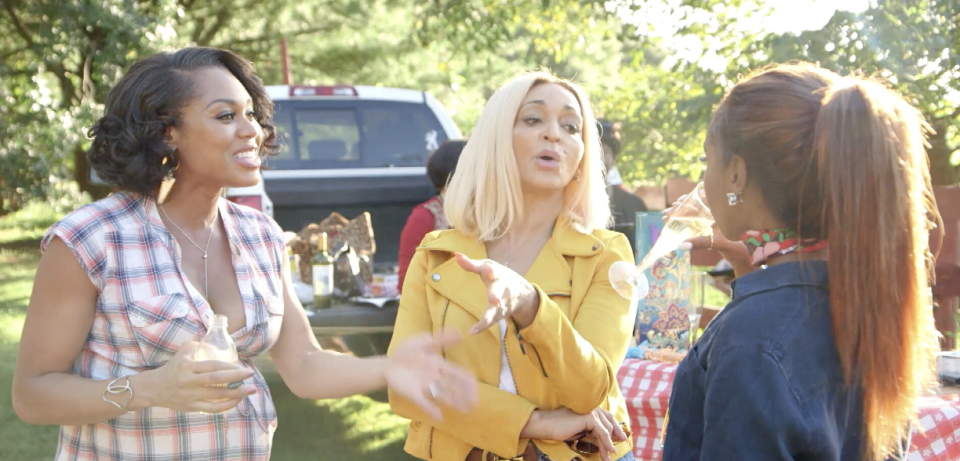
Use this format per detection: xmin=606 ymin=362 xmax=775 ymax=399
xmin=72 ymin=143 xmax=111 ymax=200
xmin=929 ymin=119 xmax=959 ymax=186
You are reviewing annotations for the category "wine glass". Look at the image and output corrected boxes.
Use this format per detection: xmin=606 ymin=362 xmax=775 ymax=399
xmin=609 ymin=182 xmax=715 ymax=301
xmin=687 ymin=271 xmax=708 ymax=348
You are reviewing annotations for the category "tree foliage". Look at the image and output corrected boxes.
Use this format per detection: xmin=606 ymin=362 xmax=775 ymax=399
xmin=600 ymin=0 xmax=960 ymax=185
xmin=0 ymin=0 xmax=176 ymax=213
xmin=1 ymin=0 xmax=958 ymax=215
xmin=755 ymin=0 xmax=960 ymax=184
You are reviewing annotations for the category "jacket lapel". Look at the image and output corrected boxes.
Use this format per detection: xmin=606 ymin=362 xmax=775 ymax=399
xmin=549 ymin=223 xmax=604 ymax=320
xmin=418 ymin=231 xmax=499 ymax=339
xmin=417 ymin=221 xmax=606 ymax=336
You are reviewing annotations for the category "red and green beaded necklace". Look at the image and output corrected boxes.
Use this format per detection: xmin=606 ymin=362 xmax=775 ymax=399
xmin=741 ymin=228 xmax=827 ymax=266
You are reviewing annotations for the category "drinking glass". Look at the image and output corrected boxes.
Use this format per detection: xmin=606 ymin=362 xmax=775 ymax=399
xmin=609 ymin=182 xmax=714 ymax=301
xmin=688 ymin=271 xmax=708 ymax=348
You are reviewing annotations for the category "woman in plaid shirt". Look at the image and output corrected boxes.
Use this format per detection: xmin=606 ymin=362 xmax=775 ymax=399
xmin=11 ymin=47 xmax=478 ymax=460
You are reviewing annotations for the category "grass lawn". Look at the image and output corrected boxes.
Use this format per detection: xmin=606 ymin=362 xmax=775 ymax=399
xmin=0 ymin=250 xmax=59 ymax=460
xmin=0 ymin=220 xmax=415 ymax=460
xmin=0 ymin=202 xmax=728 ymax=460
xmin=0 ymin=203 xmax=62 ymax=251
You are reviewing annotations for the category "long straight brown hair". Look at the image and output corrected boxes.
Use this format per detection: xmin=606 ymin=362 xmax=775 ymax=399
xmin=710 ymin=62 xmax=941 ymax=460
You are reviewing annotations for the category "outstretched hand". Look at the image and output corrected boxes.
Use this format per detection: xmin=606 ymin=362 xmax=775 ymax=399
xmin=386 ymin=330 xmax=479 ymax=421
xmin=454 ymin=252 xmax=540 ymax=334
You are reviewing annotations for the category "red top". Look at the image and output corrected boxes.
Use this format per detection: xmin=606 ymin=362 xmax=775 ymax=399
xmin=398 ymin=196 xmax=448 ymax=292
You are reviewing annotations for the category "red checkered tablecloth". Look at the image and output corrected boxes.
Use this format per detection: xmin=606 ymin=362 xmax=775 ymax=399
xmin=909 ymin=394 xmax=960 ymax=461
xmin=616 ymin=358 xmax=960 ymax=461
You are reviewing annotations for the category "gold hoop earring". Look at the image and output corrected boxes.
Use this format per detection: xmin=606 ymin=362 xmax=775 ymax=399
xmin=160 ymin=150 xmax=178 ymax=179
xmin=158 ymin=149 xmax=178 ymax=204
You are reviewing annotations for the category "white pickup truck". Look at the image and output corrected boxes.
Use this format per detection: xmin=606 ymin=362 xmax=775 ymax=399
xmin=249 ymin=84 xmax=463 ymax=356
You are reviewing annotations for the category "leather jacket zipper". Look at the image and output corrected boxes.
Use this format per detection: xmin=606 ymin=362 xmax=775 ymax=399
xmin=517 ymin=330 xmax=548 ymax=378
xmin=440 ymin=300 xmax=450 ymax=358
xmin=430 ymin=300 xmax=450 ymax=459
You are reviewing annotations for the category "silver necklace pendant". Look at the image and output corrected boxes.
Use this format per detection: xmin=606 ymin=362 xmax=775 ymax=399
xmin=159 ymin=203 xmax=218 ymax=299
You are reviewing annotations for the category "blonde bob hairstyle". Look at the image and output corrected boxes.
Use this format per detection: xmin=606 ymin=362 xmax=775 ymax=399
xmin=443 ymin=72 xmax=610 ymax=241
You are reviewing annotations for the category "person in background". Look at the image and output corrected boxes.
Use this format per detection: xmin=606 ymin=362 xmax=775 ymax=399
xmin=11 ymin=46 xmax=477 ymax=461
xmin=389 ymin=71 xmax=635 ymax=461
xmin=663 ymin=62 xmax=938 ymax=461
xmin=397 ymin=139 xmax=467 ymax=292
xmin=598 ymin=119 xmax=647 ymax=254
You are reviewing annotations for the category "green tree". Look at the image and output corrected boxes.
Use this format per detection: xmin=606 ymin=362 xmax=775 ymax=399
xmin=278 ymin=0 xmax=623 ymax=133
xmin=592 ymin=0 xmax=767 ymax=184
xmin=0 ymin=0 xmax=621 ymax=214
xmin=0 ymin=0 xmax=416 ymax=214
xmin=0 ymin=0 xmax=178 ymax=213
xmin=602 ymin=0 xmax=960 ymax=186
xmin=755 ymin=0 xmax=960 ymax=185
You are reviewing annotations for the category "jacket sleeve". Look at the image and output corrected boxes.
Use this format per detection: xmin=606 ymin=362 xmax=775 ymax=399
xmin=397 ymin=205 xmax=436 ymax=293
xmin=388 ymin=237 xmax=538 ymax=458
xmin=517 ymin=233 xmax=635 ymax=414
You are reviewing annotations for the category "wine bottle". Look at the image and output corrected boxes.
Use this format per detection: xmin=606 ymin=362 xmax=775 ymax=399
xmin=311 ymin=232 xmax=334 ymax=309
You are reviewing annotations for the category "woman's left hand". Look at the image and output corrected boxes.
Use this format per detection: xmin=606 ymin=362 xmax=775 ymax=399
xmin=386 ymin=330 xmax=480 ymax=421
xmin=453 ymin=252 xmax=540 ymax=335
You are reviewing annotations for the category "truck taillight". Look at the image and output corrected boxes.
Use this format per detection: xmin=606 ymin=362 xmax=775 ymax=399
xmin=228 ymin=195 xmax=263 ymax=212
xmin=289 ymin=85 xmax=358 ymax=97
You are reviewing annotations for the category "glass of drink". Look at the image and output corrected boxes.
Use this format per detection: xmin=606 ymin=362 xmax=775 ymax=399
xmin=609 ymin=182 xmax=714 ymax=301
xmin=194 ymin=314 xmax=242 ymax=414
xmin=688 ymin=271 xmax=708 ymax=348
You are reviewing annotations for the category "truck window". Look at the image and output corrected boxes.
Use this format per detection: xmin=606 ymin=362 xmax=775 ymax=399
xmin=296 ymin=109 xmax=361 ymax=168
xmin=268 ymin=100 xmax=449 ymax=170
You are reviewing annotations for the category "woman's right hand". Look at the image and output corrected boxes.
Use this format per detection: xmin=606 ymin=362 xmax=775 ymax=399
xmin=522 ymin=407 xmax=625 ymax=461
xmin=144 ymin=340 xmax=257 ymax=413
xmin=684 ymin=231 xmax=755 ymax=277
xmin=384 ymin=331 xmax=479 ymax=421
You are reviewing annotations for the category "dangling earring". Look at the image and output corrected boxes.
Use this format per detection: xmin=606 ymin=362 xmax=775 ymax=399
xmin=726 ymin=192 xmax=743 ymax=206
xmin=157 ymin=149 xmax=178 ymax=205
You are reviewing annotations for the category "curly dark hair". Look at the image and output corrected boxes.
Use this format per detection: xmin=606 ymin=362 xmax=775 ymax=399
xmin=426 ymin=139 xmax=466 ymax=191
xmin=87 ymin=47 xmax=281 ymax=195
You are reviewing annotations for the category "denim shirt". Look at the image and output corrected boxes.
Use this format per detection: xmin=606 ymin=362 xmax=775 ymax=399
xmin=662 ymin=261 xmax=868 ymax=461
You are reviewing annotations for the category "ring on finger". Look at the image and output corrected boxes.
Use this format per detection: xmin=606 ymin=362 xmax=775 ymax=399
xmin=428 ymin=382 xmax=440 ymax=400
xmin=707 ymin=234 xmax=715 ymax=252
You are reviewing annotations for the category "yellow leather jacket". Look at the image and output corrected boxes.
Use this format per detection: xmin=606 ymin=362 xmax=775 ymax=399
xmin=388 ymin=221 xmax=635 ymax=461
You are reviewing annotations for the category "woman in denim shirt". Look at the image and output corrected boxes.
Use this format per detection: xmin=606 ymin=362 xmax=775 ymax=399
xmin=662 ymin=63 xmax=940 ymax=461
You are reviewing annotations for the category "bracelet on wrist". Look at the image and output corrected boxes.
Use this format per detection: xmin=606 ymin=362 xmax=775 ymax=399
xmin=102 ymin=375 xmax=134 ymax=412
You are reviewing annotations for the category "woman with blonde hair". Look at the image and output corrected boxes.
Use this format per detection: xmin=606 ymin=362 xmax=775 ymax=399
xmin=663 ymin=62 xmax=939 ymax=461
xmin=389 ymin=71 xmax=636 ymax=461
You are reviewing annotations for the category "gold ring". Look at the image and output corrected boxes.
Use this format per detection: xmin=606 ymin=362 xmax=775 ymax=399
xmin=707 ymin=234 xmax=715 ymax=252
